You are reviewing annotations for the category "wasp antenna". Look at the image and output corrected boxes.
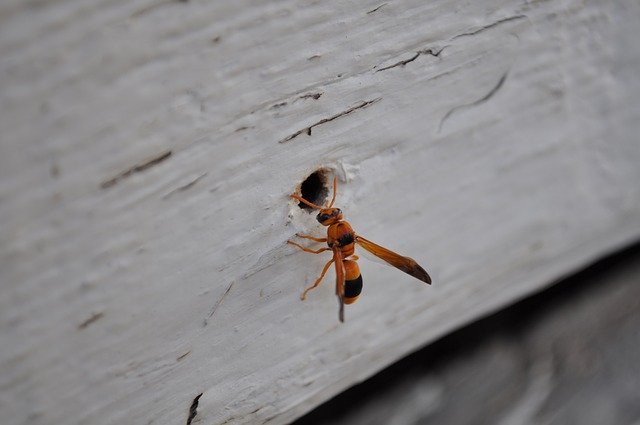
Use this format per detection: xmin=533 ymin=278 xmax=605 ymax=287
xmin=328 ymin=176 xmax=338 ymax=208
xmin=291 ymin=194 xmax=323 ymax=209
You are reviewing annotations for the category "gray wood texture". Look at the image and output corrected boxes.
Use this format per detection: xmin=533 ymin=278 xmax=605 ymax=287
xmin=1 ymin=0 xmax=640 ymax=424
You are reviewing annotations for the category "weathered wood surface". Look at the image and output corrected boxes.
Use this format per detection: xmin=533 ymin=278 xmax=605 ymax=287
xmin=1 ymin=1 xmax=640 ymax=424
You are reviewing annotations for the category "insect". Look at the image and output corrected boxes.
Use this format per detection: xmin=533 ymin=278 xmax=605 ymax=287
xmin=288 ymin=175 xmax=431 ymax=322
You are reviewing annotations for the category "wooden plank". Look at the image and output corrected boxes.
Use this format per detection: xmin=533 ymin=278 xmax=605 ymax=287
xmin=1 ymin=0 xmax=640 ymax=424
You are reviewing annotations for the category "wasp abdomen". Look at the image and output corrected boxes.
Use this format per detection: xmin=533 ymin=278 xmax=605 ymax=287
xmin=344 ymin=275 xmax=363 ymax=304
xmin=343 ymin=260 xmax=362 ymax=304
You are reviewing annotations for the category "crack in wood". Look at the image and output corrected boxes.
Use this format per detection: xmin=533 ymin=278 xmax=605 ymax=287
xmin=439 ymin=71 xmax=509 ymax=132
xmin=203 ymin=281 xmax=235 ymax=326
xmin=78 ymin=312 xmax=104 ymax=330
xmin=234 ymin=125 xmax=254 ymax=132
xmin=162 ymin=173 xmax=207 ymax=199
xmin=207 ymin=15 xmax=519 ymax=146
xmin=100 ymin=150 xmax=172 ymax=189
xmin=452 ymin=15 xmax=527 ymax=40
xmin=176 ymin=351 xmax=191 ymax=361
xmin=268 ymin=92 xmax=321 ymax=111
xmin=278 ymin=98 xmax=382 ymax=143
xmin=186 ymin=393 xmax=202 ymax=425
xmin=298 ymin=92 xmax=323 ymax=101
xmin=270 ymin=101 xmax=288 ymax=109
xmin=375 ymin=47 xmax=444 ymax=72
xmin=366 ymin=3 xmax=387 ymax=14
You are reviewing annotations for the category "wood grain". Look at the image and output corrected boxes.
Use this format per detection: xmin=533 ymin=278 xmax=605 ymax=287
xmin=1 ymin=0 xmax=640 ymax=424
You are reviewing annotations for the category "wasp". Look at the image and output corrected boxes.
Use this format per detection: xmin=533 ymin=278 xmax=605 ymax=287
xmin=288 ymin=175 xmax=431 ymax=322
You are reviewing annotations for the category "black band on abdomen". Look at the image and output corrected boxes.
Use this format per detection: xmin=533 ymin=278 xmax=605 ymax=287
xmin=344 ymin=275 xmax=363 ymax=298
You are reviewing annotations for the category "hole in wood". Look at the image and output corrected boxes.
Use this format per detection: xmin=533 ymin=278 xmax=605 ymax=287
xmin=297 ymin=169 xmax=330 ymax=210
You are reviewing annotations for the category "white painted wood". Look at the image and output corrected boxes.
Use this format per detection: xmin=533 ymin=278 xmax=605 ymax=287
xmin=1 ymin=1 xmax=640 ymax=424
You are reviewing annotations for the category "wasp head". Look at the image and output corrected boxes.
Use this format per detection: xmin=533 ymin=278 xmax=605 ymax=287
xmin=316 ymin=208 xmax=343 ymax=226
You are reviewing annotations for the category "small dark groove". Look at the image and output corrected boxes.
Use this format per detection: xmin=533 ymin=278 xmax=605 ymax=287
xmin=452 ymin=15 xmax=527 ymax=40
xmin=186 ymin=393 xmax=203 ymax=425
xmin=308 ymin=54 xmax=322 ymax=61
xmin=101 ymin=150 xmax=172 ymax=189
xmin=212 ymin=36 xmax=221 ymax=44
xmin=203 ymin=282 xmax=234 ymax=326
xmin=78 ymin=312 xmax=104 ymax=330
xmin=376 ymin=52 xmax=419 ymax=72
xmin=299 ymin=92 xmax=322 ymax=101
xmin=271 ymin=102 xmax=288 ymax=109
xmin=375 ymin=47 xmax=444 ymax=72
xmin=234 ymin=126 xmax=254 ymax=132
xmin=163 ymin=173 xmax=207 ymax=200
xmin=278 ymin=98 xmax=382 ymax=143
xmin=471 ymin=72 xmax=508 ymax=105
xmin=439 ymin=71 xmax=508 ymax=132
xmin=177 ymin=351 xmax=191 ymax=361
xmin=366 ymin=3 xmax=387 ymax=14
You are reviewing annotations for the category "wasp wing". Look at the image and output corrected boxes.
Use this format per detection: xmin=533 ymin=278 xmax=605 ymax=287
xmin=355 ymin=235 xmax=431 ymax=284
xmin=332 ymin=247 xmax=346 ymax=323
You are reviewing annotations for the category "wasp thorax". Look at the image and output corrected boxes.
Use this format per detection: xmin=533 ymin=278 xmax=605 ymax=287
xmin=316 ymin=208 xmax=343 ymax=225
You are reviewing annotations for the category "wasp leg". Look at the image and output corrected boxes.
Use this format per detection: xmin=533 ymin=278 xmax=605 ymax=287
xmin=294 ymin=233 xmax=328 ymax=243
xmin=287 ymin=240 xmax=331 ymax=254
xmin=302 ymin=259 xmax=334 ymax=300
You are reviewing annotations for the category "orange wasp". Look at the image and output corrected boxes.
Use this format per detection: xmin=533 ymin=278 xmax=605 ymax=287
xmin=288 ymin=176 xmax=431 ymax=322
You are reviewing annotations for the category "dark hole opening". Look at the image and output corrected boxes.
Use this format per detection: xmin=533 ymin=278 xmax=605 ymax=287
xmin=298 ymin=170 xmax=329 ymax=210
